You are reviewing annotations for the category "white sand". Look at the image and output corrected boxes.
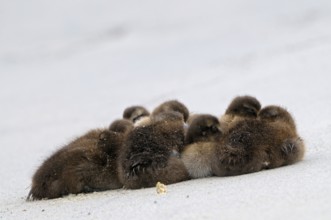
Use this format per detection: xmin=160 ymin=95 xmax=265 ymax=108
xmin=1 ymin=0 xmax=331 ymax=219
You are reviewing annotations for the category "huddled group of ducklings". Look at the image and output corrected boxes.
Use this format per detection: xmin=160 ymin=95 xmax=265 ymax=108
xmin=27 ymin=95 xmax=305 ymax=200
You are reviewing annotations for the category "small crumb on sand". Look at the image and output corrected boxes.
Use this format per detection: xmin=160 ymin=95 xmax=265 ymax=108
xmin=156 ymin=182 xmax=167 ymax=194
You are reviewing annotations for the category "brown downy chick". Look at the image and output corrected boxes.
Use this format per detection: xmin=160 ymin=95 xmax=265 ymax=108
xmin=27 ymin=120 xmax=133 ymax=200
xmin=258 ymin=105 xmax=305 ymax=166
xmin=123 ymin=106 xmax=150 ymax=123
xmin=219 ymin=95 xmax=261 ymax=133
xmin=135 ymin=99 xmax=190 ymax=127
xmin=212 ymin=106 xmax=305 ymax=177
xmin=100 ymin=119 xmax=134 ymax=155
xmin=258 ymin=105 xmax=296 ymax=132
xmin=182 ymin=114 xmax=222 ymax=178
xmin=213 ymin=119 xmax=271 ymax=176
xmin=28 ymin=132 xmax=120 ymax=200
xmin=118 ymin=102 xmax=190 ymax=189
xmin=109 ymin=119 xmax=134 ymax=133
xmin=185 ymin=114 xmax=222 ymax=145
xmin=152 ymin=100 xmax=190 ymax=122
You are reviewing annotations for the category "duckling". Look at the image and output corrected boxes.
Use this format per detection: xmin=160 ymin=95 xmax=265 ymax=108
xmin=182 ymin=114 xmax=222 ymax=178
xmin=28 ymin=119 xmax=133 ymax=200
xmin=123 ymin=106 xmax=150 ymax=124
xmin=213 ymin=105 xmax=305 ymax=176
xmin=117 ymin=100 xmax=190 ymax=189
xmin=258 ymin=105 xmax=305 ymax=167
xmin=219 ymin=95 xmax=261 ymax=133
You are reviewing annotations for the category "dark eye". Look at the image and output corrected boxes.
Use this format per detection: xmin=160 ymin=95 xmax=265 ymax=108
xmin=244 ymin=107 xmax=256 ymax=116
xmin=200 ymin=125 xmax=208 ymax=132
xmin=211 ymin=125 xmax=219 ymax=132
xmin=132 ymin=115 xmax=142 ymax=123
